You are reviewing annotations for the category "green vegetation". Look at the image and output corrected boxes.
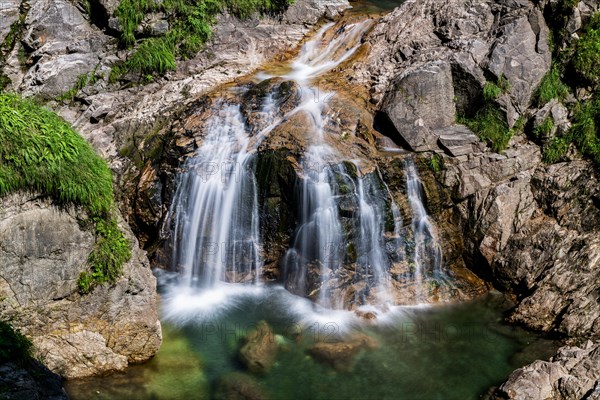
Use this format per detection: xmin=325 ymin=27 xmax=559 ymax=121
xmin=461 ymin=105 xmax=512 ymax=153
xmin=537 ymin=64 xmax=569 ymax=106
xmin=0 ymin=94 xmax=131 ymax=293
xmin=534 ymin=117 xmax=555 ymax=138
xmin=573 ymin=14 xmax=600 ymax=84
xmin=0 ymin=94 xmax=113 ymax=215
xmin=460 ymin=75 xmax=515 ymax=152
xmin=111 ymin=0 xmax=293 ymax=80
xmin=79 ymin=218 xmax=131 ymax=294
xmin=428 ymin=153 xmax=443 ymax=173
xmin=0 ymin=321 xmax=32 ymax=365
xmin=482 ymin=76 xmax=509 ymax=102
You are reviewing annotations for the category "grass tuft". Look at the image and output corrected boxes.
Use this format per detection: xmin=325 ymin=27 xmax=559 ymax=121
xmin=0 ymin=94 xmax=114 ymax=215
xmin=461 ymin=105 xmax=512 ymax=153
xmin=111 ymin=0 xmax=293 ymax=80
xmin=537 ymin=64 xmax=569 ymax=106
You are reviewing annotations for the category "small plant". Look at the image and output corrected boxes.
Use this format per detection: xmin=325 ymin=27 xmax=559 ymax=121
xmin=534 ymin=117 xmax=555 ymax=138
xmin=573 ymin=13 xmax=600 ymax=84
xmin=78 ymin=218 xmax=131 ymax=294
xmin=428 ymin=153 xmax=443 ymax=173
xmin=483 ymin=81 xmax=502 ymax=102
xmin=537 ymin=64 xmax=569 ymax=105
xmin=543 ymin=136 xmax=570 ymax=163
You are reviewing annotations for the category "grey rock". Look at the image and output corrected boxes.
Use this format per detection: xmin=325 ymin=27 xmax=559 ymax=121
xmin=436 ymin=124 xmax=479 ymax=156
xmin=487 ymin=11 xmax=552 ymax=112
xmin=382 ymin=61 xmax=456 ymax=151
xmin=0 ymin=193 xmax=162 ymax=378
xmin=533 ymin=99 xmax=570 ymax=141
xmin=496 ymin=341 xmax=600 ymax=400
xmin=0 ymin=361 xmax=67 ymax=400
xmin=94 ymin=0 xmax=121 ymax=18
xmin=0 ymin=0 xmax=21 ymax=45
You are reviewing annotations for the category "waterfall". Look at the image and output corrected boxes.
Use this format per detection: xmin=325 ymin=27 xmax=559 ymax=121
xmin=405 ymin=159 xmax=444 ymax=301
xmin=165 ymin=19 xmax=452 ymax=315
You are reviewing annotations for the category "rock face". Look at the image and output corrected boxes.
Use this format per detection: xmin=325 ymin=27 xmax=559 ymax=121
xmin=0 ymin=193 xmax=162 ymax=378
xmin=495 ymin=341 xmax=600 ymax=400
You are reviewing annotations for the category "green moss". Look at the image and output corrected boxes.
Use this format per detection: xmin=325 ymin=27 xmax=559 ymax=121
xmin=537 ymin=64 xmax=569 ymax=106
xmin=111 ymin=0 xmax=293 ymax=80
xmin=0 ymin=321 xmax=32 ymax=365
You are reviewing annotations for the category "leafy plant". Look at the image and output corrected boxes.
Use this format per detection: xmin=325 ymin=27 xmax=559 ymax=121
xmin=573 ymin=13 xmax=600 ymax=84
xmin=428 ymin=153 xmax=443 ymax=173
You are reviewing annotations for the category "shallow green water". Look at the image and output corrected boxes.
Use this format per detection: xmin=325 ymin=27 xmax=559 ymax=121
xmin=65 ymin=290 xmax=557 ymax=400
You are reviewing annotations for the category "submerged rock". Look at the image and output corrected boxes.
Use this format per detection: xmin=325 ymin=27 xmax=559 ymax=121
xmin=307 ymin=332 xmax=379 ymax=372
xmin=214 ymin=372 xmax=270 ymax=400
xmin=239 ymin=320 xmax=278 ymax=374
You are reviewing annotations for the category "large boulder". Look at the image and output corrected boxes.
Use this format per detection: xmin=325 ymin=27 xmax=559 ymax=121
xmin=0 ymin=193 xmax=162 ymax=378
xmin=381 ymin=61 xmax=456 ymax=151
xmin=487 ymin=10 xmax=552 ymax=113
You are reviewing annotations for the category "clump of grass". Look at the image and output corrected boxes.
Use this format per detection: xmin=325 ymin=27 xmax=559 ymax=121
xmin=483 ymin=82 xmax=502 ymax=102
xmin=78 ymin=218 xmax=131 ymax=294
xmin=0 ymin=321 xmax=32 ymax=366
xmin=111 ymin=0 xmax=293 ymax=80
xmin=543 ymin=136 xmax=571 ymax=163
xmin=573 ymin=14 xmax=600 ymax=84
xmin=0 ymin=94 xmax=114 ymax=215
xmin=537 ymin=64 xmax=569 ymax=106
xmin=0 ymin=94 xmax=131 ymax=293
xmin=461 ymin=105 xmax=511 ymax=152
xmin=534 ymin=117 xmax=555 ymax=138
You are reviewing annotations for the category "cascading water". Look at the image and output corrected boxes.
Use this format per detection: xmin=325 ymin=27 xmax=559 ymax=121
xmin=169 ymin=102 xmax=264 ymax=287
xmin=405 ymin=159 xmax=445 ymax=301
xmin=165 ymin=18 xmax=452 ymax=319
